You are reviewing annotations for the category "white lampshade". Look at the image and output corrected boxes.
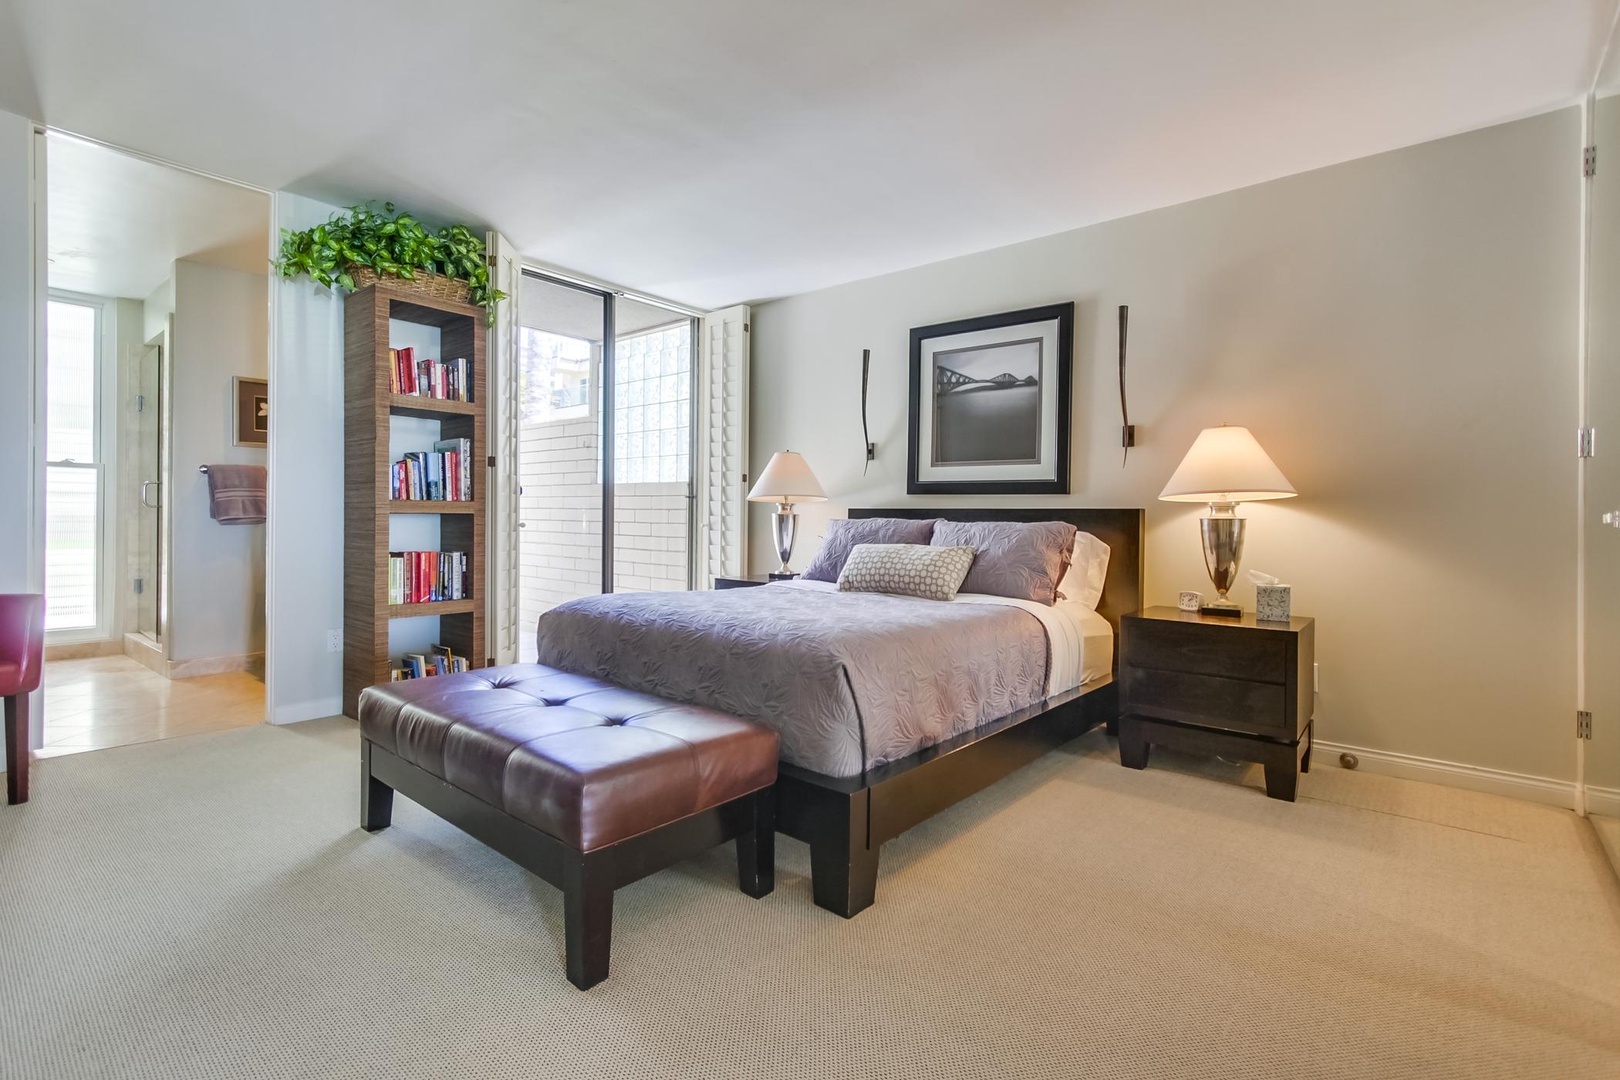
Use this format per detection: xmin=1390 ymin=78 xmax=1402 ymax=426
xmin=747 ymin=451 xmax=827 ymax=504
xmin=1159 ymin=426 xmax=1296 ymax=504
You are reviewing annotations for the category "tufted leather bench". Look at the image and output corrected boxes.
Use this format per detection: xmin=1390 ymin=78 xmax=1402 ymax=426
xmin=358 ymin=663 xmax=779 ymax=989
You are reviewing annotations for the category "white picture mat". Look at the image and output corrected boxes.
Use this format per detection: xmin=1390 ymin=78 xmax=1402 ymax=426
xmin=915 ymin=317 xmax=1062 ymax=484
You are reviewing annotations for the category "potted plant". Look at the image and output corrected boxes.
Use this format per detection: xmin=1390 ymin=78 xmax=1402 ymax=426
xmin=276 ymin=202 xmax=505 ymax=320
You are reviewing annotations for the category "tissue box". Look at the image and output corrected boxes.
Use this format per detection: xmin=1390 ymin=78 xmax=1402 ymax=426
xmin=1255 ymin=584 xmax=1292 ymax=622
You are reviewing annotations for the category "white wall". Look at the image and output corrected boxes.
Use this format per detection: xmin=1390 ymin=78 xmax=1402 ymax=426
xmin=264 ymin=192 xmax=344 ymax=724
xmin=166 ymin=260 xmax=268 ymax=663
xmin=750 ymin=109 xmax=1580 ymax=782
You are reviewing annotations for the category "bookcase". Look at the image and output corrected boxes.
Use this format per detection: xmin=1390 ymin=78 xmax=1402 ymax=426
xmin=343 ymin=283 xmax=486 ymax=718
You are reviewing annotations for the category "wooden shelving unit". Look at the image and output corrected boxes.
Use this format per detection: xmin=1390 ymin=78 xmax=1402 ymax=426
xmin=343 ymin=284 xmax=487 ymax=718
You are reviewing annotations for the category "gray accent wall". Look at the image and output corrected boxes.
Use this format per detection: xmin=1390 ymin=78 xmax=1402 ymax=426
xmin=749 ymin=108 xmax=1581 ymax=782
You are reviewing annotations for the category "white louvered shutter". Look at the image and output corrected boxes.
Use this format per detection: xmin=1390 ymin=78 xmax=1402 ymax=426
xmin=486 ymin=232 xmax=522 ymax=664
xmin=697 ymin=305 xmax=750 ymax=585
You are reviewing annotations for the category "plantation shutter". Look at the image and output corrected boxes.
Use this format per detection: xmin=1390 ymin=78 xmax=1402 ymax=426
xmin=486 ymin=231 xmax=522 ymax=664
xmin=696 ymin=305 xmax=750 ymax=585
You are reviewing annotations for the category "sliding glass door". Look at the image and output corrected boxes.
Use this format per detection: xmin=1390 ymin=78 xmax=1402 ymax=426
xmin=514 ymin=271 xmax=695 ymax=660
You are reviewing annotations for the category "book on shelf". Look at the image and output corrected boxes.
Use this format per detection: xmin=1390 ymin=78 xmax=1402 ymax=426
xmin=388 ymin=346 xmax=472 ymax=403
xmin=387 ymin=550 xmax=470 ymax=606
xmin=391 ymin=437 xmax=472 ymax=502
xmin=390 ymin=643 xmax=471 ymax=681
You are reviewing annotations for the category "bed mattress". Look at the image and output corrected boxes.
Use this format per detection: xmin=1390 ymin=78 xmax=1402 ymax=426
xmin=534 ymin=581 xmax=1113 ymax=778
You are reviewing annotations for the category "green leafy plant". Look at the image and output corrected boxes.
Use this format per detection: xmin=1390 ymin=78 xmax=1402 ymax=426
xmin=275 ymin=202 xmax=505 ymax=320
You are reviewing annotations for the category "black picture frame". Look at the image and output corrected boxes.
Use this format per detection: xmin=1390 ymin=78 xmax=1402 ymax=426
xmin=907 ymin=302 xmax=1074 ymax=495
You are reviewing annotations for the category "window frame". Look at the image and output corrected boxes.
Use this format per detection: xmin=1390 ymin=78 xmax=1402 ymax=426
xmin=43 ymin=290 xmax=120 ymax=644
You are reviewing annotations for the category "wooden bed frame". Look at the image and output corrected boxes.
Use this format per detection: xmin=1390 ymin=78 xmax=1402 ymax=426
xmin=775 ymin=507 xmax=1144 ymax=917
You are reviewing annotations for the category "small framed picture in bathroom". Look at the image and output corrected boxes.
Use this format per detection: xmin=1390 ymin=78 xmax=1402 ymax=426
xmin=233 ymin=377 xmax=268 ymax=448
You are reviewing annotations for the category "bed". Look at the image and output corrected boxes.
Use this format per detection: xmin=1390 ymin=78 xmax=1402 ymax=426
xmin=536 ymin=507 xmax=1144 ymax=916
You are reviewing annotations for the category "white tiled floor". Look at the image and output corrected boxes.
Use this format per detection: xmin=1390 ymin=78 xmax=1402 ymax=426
xmin=39 ymin=655 xmax=265 ymax=758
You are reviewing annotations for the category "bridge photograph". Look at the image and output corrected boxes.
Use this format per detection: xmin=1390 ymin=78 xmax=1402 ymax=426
xmin=930 ymin=338 xmax=1042 ymax=466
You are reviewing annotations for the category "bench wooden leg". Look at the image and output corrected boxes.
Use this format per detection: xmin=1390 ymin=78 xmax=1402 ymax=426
xmin=736 ymin=786 xmax=775 ymax=898
xmin=563 ymin=854 xmax=613 ymax=990
xmin=5 ymin=693 xmax=28 ymax=806
xmin=360 ymin=741 xmax=393 ymax=831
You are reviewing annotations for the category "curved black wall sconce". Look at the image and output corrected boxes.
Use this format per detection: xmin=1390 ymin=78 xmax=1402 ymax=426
xmin=1119 ymin=305 xmax=1136 ymax=465
xmin=860 ymin=348 xmax=876 ymax=474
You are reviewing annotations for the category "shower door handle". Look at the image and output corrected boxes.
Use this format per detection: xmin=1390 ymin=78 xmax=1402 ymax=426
xmin=140 ymin=480 xmax=161 ymax=509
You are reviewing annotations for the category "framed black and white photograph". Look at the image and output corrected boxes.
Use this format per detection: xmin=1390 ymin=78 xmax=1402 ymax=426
xmin=907 ymin=302 xmax=1073 ymax=494
xmin=233 ymin=376 xmax=268 ymax=448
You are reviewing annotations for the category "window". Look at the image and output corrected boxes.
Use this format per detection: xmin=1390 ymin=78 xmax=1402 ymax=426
xmin=518 ymin=327 xmax=593 ymax=424
xmin=613 ymin=323 xmax=691 ymax=485
xmin=44 ymin=299 xmax=104 ymax=633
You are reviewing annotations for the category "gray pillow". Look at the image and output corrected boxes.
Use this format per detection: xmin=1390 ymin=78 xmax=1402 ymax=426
xmin=801 ymin=517 xmax=938 ymax=582
xmin=931 ymin=520 xmax=1078 ymax=605
xmin=836 ymin=544 xmax=977 ymax=602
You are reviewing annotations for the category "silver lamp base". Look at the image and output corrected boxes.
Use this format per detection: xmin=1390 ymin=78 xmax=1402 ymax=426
xmin=1199 ymin=504 xmax=1246 ymax=618
xmin=769 ymin=503 xmax=799 ymax=578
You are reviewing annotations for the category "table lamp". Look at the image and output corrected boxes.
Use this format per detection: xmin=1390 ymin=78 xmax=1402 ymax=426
xmin=1159 ymin=426 xmax=1295 ymax=617
xmin=747 ymin=451 xmax=827 ymax=578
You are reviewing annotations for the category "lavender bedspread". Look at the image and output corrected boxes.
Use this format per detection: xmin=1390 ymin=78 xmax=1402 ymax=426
xmin=534 ymin=585 xmax=1050 ymax=778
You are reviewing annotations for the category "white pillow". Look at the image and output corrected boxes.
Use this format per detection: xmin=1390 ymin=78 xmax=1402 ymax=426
xmin=1056 ymin=531 xmax=1110 ymax=610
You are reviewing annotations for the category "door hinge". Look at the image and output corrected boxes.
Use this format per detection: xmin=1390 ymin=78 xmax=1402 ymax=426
xmin=1584 ymin=145 xmax=1597 ymax=178
xmin=1578 ymin=427 xmax=1596 ymax=458
xmin=1577 ymin=711 xmax=1593 ymax=739
xmin=487 ymin=455 xmax=496 ymax=468
xmin=133 ymin=577 xmax=144 ymax=595
xmin=136 ymin=394 xmax=146 ymax=413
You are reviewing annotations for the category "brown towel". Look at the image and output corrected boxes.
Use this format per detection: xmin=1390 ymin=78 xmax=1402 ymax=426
xmin=205 ymin=464 xmax=267 ymax=525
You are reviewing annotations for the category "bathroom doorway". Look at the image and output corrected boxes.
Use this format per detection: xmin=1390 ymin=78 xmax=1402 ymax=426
xmin=38 ymin=132 xmax=272 ymax=757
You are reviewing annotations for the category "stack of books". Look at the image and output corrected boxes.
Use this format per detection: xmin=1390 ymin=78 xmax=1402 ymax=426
xmin=388 ymin=551 xmax=470 ymax=605
xmin=390 ymin=347 xmax=472 ymax=402
xmin=391 ymin=644 xmax=470 ymax=681
xmin=392 ymin=438 xmax=473 ymax=501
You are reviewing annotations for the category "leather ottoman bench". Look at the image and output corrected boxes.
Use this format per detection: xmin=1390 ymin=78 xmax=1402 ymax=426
xmin=358 ymin=664 xmax=779 ymax=989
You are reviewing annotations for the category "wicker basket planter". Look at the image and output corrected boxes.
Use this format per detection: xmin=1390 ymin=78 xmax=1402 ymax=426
xmin=349 ymin=265 xmax=472 ymax=306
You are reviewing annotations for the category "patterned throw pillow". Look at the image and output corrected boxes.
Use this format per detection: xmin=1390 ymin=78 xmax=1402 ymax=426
xmin=801 ymin=517 xmax=938 ymax=582
xmin=932 ymin=520 xmax=1078 ymax=605
xmin=836 ymin=543 xmax=977 ymax=602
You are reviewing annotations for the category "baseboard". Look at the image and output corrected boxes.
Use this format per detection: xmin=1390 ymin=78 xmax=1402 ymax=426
xmin=1310 ymin=738 xmax=1593 ymax=812
xmin=270 ymin=697 xmax=343 ymax=726
xmin=167 ymin=652 xmax=264 ymax=680
xmin=1588 ymin=785 xmax=1620 ymax=818
xmin=44 ymin=639 xmax=125 ymax=661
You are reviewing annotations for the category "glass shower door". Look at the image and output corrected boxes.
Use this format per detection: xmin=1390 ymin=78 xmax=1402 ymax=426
xmin=135 ymin=343 xmax=162 ymax=642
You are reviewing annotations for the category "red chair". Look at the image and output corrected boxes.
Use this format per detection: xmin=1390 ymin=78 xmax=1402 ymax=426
xmin=0 ymin=595 xmax=44 ymax=804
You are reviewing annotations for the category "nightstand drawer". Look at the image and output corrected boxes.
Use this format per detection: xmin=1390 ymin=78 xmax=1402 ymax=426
xmin=1121 ymin=667 xmax=1288 ymax=735
xmin=1122 ymin=619 xmax=1288 ymax=684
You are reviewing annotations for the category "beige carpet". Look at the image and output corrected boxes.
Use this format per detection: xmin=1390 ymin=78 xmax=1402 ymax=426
xmin=0 ymin=720 xmax=1616 ymax=1080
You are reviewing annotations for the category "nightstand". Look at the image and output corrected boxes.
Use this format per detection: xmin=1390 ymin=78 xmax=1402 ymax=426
xmin=1118 ymin=606 xmax=1315 ymax=801
xmin=713 ymin=575 xmax=786 ymax=589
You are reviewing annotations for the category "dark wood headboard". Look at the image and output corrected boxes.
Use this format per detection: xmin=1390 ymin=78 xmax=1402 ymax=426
xmin=849 ymin=507 xmax=1145 ymax=633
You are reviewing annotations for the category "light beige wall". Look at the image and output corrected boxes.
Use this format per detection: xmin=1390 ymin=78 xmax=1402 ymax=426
xmin=168 ymin=259 xmax=268 ymax=663
xmin=750 ymin=108 xmax=1580 ymax=781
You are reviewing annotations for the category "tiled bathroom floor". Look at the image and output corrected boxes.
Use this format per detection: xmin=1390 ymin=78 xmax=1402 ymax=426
xmin=38 ymin=655 xmax=265 ymax=758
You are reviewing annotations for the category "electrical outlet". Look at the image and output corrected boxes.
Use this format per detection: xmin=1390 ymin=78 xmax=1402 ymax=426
xmin=327 ymin=629 xmax=342 ymax=653
xmin=1313 ymin=662 xmax=1319 ymax=693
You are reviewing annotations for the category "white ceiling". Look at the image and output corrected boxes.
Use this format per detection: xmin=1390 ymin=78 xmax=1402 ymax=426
xmin=47 ymin=135 xmax=270 ymax=299
xmin=5 ymin=0 xmax=1616 ymax=309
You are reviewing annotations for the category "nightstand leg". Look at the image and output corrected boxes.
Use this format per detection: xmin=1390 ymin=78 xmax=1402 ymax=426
xmin=1263 ymin=762 xmax=1298 ymax=802
xmin=1300 ymin=724 xmax=1313 ymax=775
xmin=1117 ymin=717 xmax=1151 ymax=770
